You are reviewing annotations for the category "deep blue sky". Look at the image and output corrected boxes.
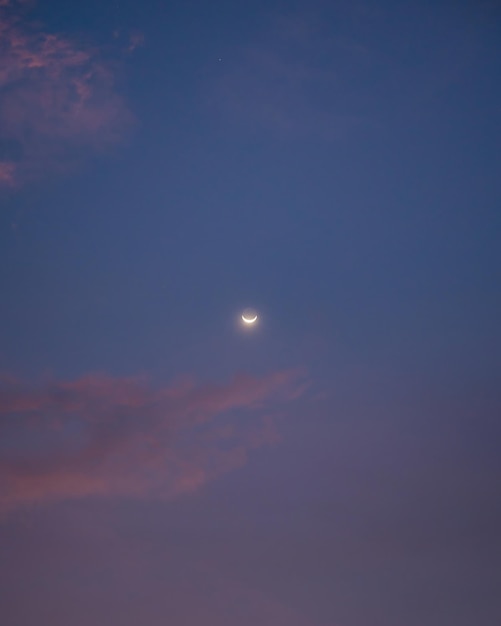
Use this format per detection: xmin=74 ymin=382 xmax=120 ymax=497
xmin=1 ymin=1 xmax=500 ymax=625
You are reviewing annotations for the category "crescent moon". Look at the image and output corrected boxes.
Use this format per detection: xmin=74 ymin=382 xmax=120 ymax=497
xmin=242 ymin=314 xmax=258 ymax=324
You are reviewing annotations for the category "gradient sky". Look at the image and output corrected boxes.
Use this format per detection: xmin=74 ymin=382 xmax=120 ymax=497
xmin=1 ymin=1 xmax=501 ymax=624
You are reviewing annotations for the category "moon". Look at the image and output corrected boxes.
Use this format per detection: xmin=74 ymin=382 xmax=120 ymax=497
xmin=241 ymin=308 xmax=258 ymax=325
xmin=242 ymin=314 xmax=258 ymax=324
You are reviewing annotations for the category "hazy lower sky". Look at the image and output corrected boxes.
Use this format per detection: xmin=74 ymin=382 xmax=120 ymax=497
xmin=1 ymin=1 xmax=500 ymax=625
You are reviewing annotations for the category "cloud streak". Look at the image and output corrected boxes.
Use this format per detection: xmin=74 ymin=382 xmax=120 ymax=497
xmin=0 ymin=0 xmax=134 ymax=187
xmin=0 ymin=369 xmax=307 ymax=513
xmin=212 ymin=13 xmax=370 ymax=139
xmin=212 ymin=8 xmax=480 ymax=139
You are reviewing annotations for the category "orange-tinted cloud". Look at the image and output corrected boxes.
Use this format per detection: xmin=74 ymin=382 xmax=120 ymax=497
xmin=0 ymin=369 xmax=307 ymax=513
xmin=0 ymin=0 xmax=134 ymax=187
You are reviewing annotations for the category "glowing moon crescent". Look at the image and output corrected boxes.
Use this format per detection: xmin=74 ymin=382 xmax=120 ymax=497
xmin=242 ymin=314 xmax=258 ymax=324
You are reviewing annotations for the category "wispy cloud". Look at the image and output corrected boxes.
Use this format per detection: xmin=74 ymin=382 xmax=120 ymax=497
xmin=189 ymin=566 xmax=330 ymax=626
xmin=0 ymin=0 xmax=134 ymax=187
xmin=211 ymin=13 xmax=370 ymax=139
xmin=0 ymin=369 xmax=307 ymax=513
xmin=211 ymin=8 xmax=481 ymax=139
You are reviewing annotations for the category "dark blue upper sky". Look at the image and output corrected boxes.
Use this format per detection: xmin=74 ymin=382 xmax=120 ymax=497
xmin=1 ymin=1 xmax=500 ymax=625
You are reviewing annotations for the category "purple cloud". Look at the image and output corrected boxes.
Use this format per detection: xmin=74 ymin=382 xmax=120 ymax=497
xmin=0 ymin=369 xmax=307 ymax=513
xmin=0 ymin=0 xmax=134 ymax=187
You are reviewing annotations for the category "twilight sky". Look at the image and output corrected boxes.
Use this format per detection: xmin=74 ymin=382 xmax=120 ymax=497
xmin=1 ymin=1 xmax=501 ymax=624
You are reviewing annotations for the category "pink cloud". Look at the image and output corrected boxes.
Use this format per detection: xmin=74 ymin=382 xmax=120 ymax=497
xmin=128 ymin=31 xmax=145 ymax=53
xmin=0 ymin=161 xmax=16 ymax=186
xmin=0 ymin=1 xmax=134 ymax=186
xmin=152 ymin=563 xmax=331 ymax=626
xmin=0 ymin=369 xmax=307 ymax=513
